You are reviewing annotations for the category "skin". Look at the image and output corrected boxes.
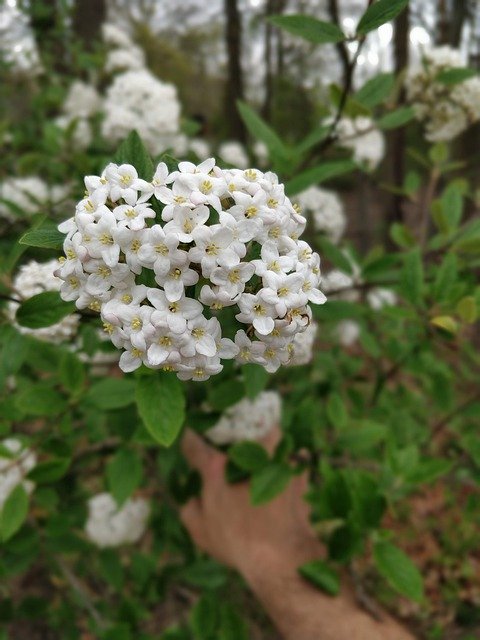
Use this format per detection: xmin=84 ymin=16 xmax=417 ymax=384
xmin=180 ymin=428 xmax=416 ymax=640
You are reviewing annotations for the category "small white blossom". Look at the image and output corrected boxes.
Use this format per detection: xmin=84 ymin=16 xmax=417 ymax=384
xmin=295 ymin=187 xmax=346 ymax=243
xmin=85 ymin=493 xmax=150 ymax=548
xmin=0 ymin=439 xmax=36 ymax=510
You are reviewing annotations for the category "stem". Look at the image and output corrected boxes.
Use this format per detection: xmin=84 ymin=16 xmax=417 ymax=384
xmin=55 ymin=558 xmax=107 ymax=630
xmin=419 ymin=168 xmax=440 ymax=247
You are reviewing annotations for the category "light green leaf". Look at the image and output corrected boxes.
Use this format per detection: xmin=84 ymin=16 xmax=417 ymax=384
xmin=59 ymin=351 xmax=85 ymax=395
xmin=243 ymin=364 xmax=269 ymax=399
xmin=326 ymin=393 xmax=348 ymax=428
xmin=135 ymin=372 xmax=185 ymax=447
xmin=16 ymin=384 xmax=67 ymax=416
xmin=107 ymin=449 xmax=143 ymax=506
xmin=355 ymin=73 xmax=395 ymax=108
xmin=298 ymin=559 xmax=340 ymax=595
xmin=357 ymin=0 xmax=409 ymax=35
xmin=219 ymin=603 xmax=249 ymax=640
xmin=229 ymin=441 xmax=269 ymax=473
xmin=373 ymin=541 xmax=424 ymax=602
xmin=286 ymin=160 xmax=356 ymax=196
xmin=0 ymin=484 xmax=29 ymax=542
xmin=437 ymin=67 xmax=477 ymax=85
xmin=28 ymin=458 xmax=70 ymax=483
xmin=16 ymin=292 xmax=75 ymax=329
xmin=236 ymin=101 xmax=288 ymax=161
xmin=268 ymin=14 xmax=345 ymax=44
xmin=401 ymin=248 xmax=424 ymax=306
xmin=85 ymin=378 xmax=136 ymax=410
xmin=251 ymin=463 xmax=291 ymax=505
xmin=378 ymin=106 xmax=415 ymax=130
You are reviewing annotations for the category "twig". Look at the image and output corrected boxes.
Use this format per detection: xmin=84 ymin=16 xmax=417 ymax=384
xmin=431 ymin=391 xmax=480 ymax=439
xmin=348 ymin=564 xmax=384 ymax=622
xmin=56 ymin=557 xmax=107 ymax=630
xmin=419 ymin=168 xmax=440 ymax=247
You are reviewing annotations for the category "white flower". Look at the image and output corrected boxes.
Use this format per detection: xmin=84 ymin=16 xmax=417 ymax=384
xmin=288 ymin=320 xmax=318 ymax=366
xmin=406 ymin=46 xmax=480 ymax=142
xmin=9 ymin=260 xmax=80 ymax=343
xmin=85 ymin=493 xmax=150 ymax=548
xmin=105 ymin=45 xmax=145 ymax=73
xmin=205 ymin=392 xmax=281 ymax=445
xmin=0 ymin=177 xmax=69 ymax=222
xmin=218 ymin=141 xmax=249 ymax=168
xmin=336 ymin=117 xmax=385 ymax=169
xmin=102 ymin=23 xmax=134 ymax=49
xmin=0 ymin=438 xmax=37 ymax=510
xmin=367 ymin=287 xmax=398 ymax=310
xmin=189 ymin=138 xmax=211 ymax=160
xmin=336 ymin=320 xmax=361 ymax=347
xmin=56 ymin=158 xmax=325 ymax=380
xmin=295 ymin=187 xmax=346 ymax=243
xmin=63 ymin=81 xmax=101 ymax=119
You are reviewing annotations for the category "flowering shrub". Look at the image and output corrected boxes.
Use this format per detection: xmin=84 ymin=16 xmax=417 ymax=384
xmin=1 ymin=2 xmax=480 ymax=639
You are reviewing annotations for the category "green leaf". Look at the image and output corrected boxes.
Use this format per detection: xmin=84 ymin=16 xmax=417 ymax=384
xmin=357 ymin=0 xmax=409 ymax=35
xmin=28 ymin=458 xmax=70 ymax=483
xmin=242 ymin=364 xmax=269 ymax=399
xmin=315 ymin=236 xmax=353 ymax=273
xmin=437 ymin=67 xmax=478 ymax=85
xmin=113 ymin=130 xmax=154 ymax=180
xmin=19 ymin=225 xmax=66 ymax=250
xmin=236 ymin=101 xmax=288 ymax=162
xmin=16 ymin=292 xmax=75 ymax=329
xmin=107 ymin=449 xmax=143 ymax=506
xmin=401 ymin=248 xmax=423 ymax=306
xmin=15 ymin=384 xmax=67 ymax=416
xmin=0 ymin=326 xmax=28 ymax=387
xmin=85 ymin=378 xmax=136 ymax=410
xmin=229 ymin=441 xmax=269 ymax=473
xmin=251 ymin=463 xmax=291 ymax=505
xmin=390 ymin=222 xmax=416 ymax=248
xmin=355 ymin=73 xmax=395 ymax=108
xmin=326 ymin=393 xmax=348 ymax=428
xmin=440 ymin=183 xmax=464 ymax=229
xmin=135 ymin=372 xmax=185 ymax=447
xmin=298 ymin=559 xmax=340 ymax=596
xmin=218 ymin=603 xmax=249 ymax=640
xmin=406 ymin=458 xmax=452 ymax=484
xmin=190 ymin=595 xmax=218 ymax=639
xmin=268 ymin=14 xmax=345 ymax=44
xmin=337 ymin=421 xmax=387 ymax=454
xmin=0 ymin=484 xmax=29 ymax=542
xmin=433 ymin=253 xmax=457 ymax=300
xmin=59 ymin=351 xmax=85 ymax=395
xmin=286 ymin=160 xmax=356 ymax=196
xmin=377 ymin=106 xmax=415 ymax=130
xmin=373 ymin=541 xmax=424 ymax=602
xmin=208 ymin=380 xmax=244 ymax=412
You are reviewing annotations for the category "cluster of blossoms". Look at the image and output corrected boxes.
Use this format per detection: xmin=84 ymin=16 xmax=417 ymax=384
xmin=8 ymin=260 xmax=80 ymax=344
xmin=102 ymin=23 xmax=146 ymax=73
xmin=335 ymin=117 xmax=385 ymax=169
xmin=189 ymin=138 xmax=211 ymax=161
xmin=288 ymin=319 xmax=318 ymax=366
xmin=101 ymin=70 xmax=182 ymax=156
xmin=406 ymin=46 xmax=480 ymax=142
xmin=85 ymin=493 xmax=150 ymax=548
xmin=56 ymin=80 xmax=101 ymax=150
xmin=0 ymin=439 xmax=37 ymax=510
xmin=205 ymin=391 xmax=281 ymax=445
xmin=218 ymin=141 xmax=249 ymax=169
xmin=0 ymin=177 xmax=69 ymax=223
xmin=295 ymin=186 xmax=346 ymax=244
xmin=56 ymin=158 xmax=325 ymax=381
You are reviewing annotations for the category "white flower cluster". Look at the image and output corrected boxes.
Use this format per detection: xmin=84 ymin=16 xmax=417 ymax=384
xmin=189 ymin=138 xmax=211 ymax=161
xmin=101 ymin=70 xmax=181 ymax=156
xmin=102 ymin=23 xmax=146 ymax=73
xmin=336 ymin=117 xmax=385 ymax=169
xmin=56 ymin=159 xmax=324 ymax=381
xmin=218 ymin=141 xmax=249 ymax=169
xmin=205 ymin=391 xmax=281 ymax=445
xmin=85 ymin=492 xmax=150 ymax=548
xmin=295 ymin=186 xmax=346 ymax=244
xmin=9 ymin=260 xmax=80 ymax=343
xmin=0 ymin=438 xmax=36 ymax=510
xmin=0 ymin=177 xmax=69 ymax=222
xmin=56 ymin=80 xmax=101 ymax=150
xmin=253 ymin=141 xmax=269 ymax=167
xmin=406 ymin=46 xmax=480 ymax=142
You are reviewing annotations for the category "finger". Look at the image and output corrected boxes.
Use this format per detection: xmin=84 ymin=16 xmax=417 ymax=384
xmin=260 ymin=425 xmax=282 ymax=455
xmin=181 ymin=428 xmax=215 ymax=475
xmin=179 ymin=498 xmax=205 ymax=543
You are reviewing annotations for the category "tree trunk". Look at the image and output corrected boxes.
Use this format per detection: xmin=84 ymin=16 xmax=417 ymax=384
xmin=223 ymin=0 xmax=246 ymax=143
xmin=387 ymin=4 xmax=410 ymax=234
xmin=72 ymin=0 xmax=106 ymax=51
xmin=436 ymin=0 xmax=450 ymax=44
xmin=28 ymin=0 xmax=69 ymax=73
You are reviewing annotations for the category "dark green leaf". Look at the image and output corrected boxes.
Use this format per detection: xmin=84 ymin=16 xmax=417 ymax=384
xmin=400 ymin=248 xmax=423 ymax=306
xmin=355 ymin=73 xmax=395 ymax=108
xmin=315 ymin=236 xmax=354 ymax=273
xmin=357 ymin=0 xmax=409 ymax=35
xmin=16 ymin=292 xmax=75 ymax=329
xmin=0 ymin=485 xmax=29 ymax=542
xmin=28 ymin=458 xmax=70 ymax=483
xmin=286 ymin=160 xmax=356 ymax=195
xmin=190 ymin=594 xmax=218 ymax=639
xmin=243 ymin=364 xmax=269 ymax=399
xmin=135 ymin=372 xmax=185 ymax=446
xmin=298 ymin=559 xmax=340 ymax=595
xmin=59 ymin=351 xmax=85 ymax=395
xmin=218 ymin=603 xmax=249 ymax=640
xmin=326 ymin=393 xmax=348 ymax=428
xmin=251 ymin=463 xmax=291 ymax=505
xmin=16 ymin=384 xmax=67 ymax=416
xmin=229 ymin=441 xmax=269 ymax=473
xmin=268 ymin=14 xmax=345 ymax=44
xmin=19 ymin=225 xmax=66 ymax=250
xmin=373 ymin=541 xmax=424 ymax=602
xmin=237 ymin=101 xmax=288 ymax=161
xmin=437 ymin=67 xmax=478 ymax=85
xmin=208 ymin=380 xmax=244 ymax=411
xmin=85 ymin=378 xmax=136 ymax=410
xmin=107 ymin=448 xmax=143 ymax=506
xmin=113 ymin=130 xmax=154 ymax=180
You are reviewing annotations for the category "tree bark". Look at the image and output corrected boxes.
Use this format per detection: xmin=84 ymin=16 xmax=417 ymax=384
xmin=28 ymin=0 xmax=69 ymax=73
xmin=72 ymin=0 xmax=106 ymax=51
xmin=450 ymin=0 xmax=469 ymax=46
xmin=388 ymin=5 xmax=410 ymax=231
xmin=223 ymin=0 xmax=246 ymax=142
